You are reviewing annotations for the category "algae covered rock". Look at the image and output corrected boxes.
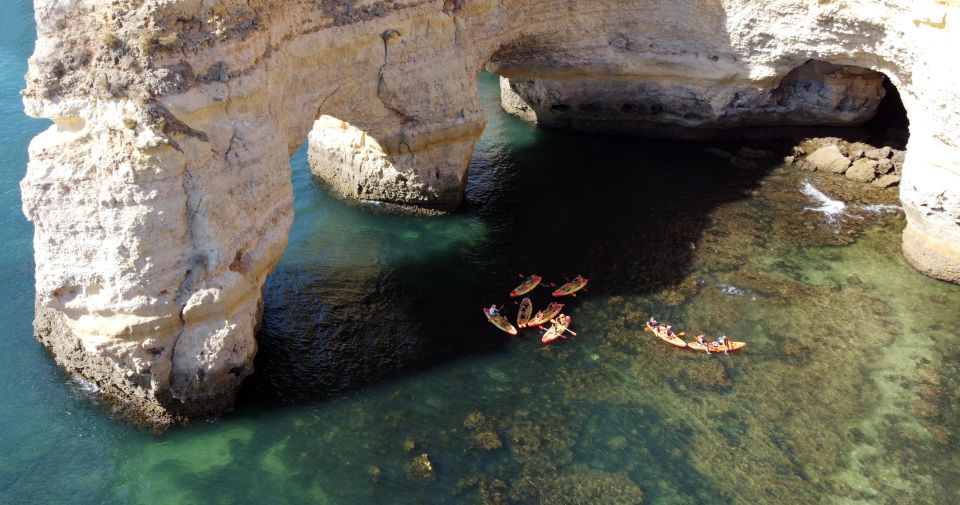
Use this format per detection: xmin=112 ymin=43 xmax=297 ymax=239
xmin=406 ymin=453 xmax=435 ymax=480
xmin=472 ymin=430 xmax=503 ymax=450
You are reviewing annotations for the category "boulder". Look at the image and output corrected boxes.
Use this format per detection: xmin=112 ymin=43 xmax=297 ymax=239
xmin=846 ymin=159 xmax=877 ymax=183
xmin=865 ymin=146 xmax=892 ymax=160
xmin=806 ymin=145 xmax=851 ymax=173
xmin=875 ymin=158 xmax=894 ymax=175
xmin=873 ymin=174 xmax=901 ymax=188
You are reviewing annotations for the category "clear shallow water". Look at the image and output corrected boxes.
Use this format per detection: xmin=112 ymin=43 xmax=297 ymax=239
xmin=2 ymin=2 xmax=959 ymax=503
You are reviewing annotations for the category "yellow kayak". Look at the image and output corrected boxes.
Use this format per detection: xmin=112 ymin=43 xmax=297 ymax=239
xmin=528 ymin=302 xmax=564 ymax=327
xmin=542 ymin=315 xmax=571 ymax=343
xmin=483 ymin=307 xmax=517 ymax=336
xmin=646 ymin=322 xmax=686 ymax=348
xmin=552 ymin=275 xmax=588 ymax=297
xmin=687 ymin=340 xmax=746 ymax=353
xmin=517 ymin=297 xmax=533 ymax=328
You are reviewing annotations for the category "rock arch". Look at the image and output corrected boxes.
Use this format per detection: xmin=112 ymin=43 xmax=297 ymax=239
xmin=20 ymin=0 xmax=960 ymax=424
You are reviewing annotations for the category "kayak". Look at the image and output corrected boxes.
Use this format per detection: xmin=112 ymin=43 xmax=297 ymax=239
xmin=687 ymin=340 xmax=746 ymax=353
xmin=484 ymin=308 xmax=518 ymax=336
xmin=542 ymin=315 xmax=571 ymax=343
xmin=517 ymin=297 xmax=533 ymax=328
xmin=552 ymin=275 xmax=588 ymax=297
xmin=646 ymin=322 xmax=686 ymax=348
xmin=527 ymin=302 xmax=564 ymax=327
xmin=511 ymin=275 xmax=542 ymax=297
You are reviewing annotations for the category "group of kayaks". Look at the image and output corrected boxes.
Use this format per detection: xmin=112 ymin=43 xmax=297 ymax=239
xmin=483 ymin=274 xmax=589 ymax=343
xmin=645 ymin=319 xmax=746 ymax=354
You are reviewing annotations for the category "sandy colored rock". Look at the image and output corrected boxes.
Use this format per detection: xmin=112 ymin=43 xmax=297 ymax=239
xmin=874 ymin=174 xmax=901 ymax=188
xmin=847 ymin=159 xmax=878 ymax=183
xmin=18 ymin=0 xmax=960 ymax=424
xmin=806 ymin=146 xmax=852 ymax=173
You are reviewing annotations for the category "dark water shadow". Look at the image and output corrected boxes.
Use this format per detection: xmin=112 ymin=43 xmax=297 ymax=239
xmin=237 ymin=123 xmax=802 ymax=408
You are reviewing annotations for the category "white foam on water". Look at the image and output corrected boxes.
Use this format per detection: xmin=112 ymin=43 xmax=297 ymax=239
xmin=800 ymin=181 xmax=846 ymax=219
xmin=861 ymin=203 xmax=902 ymax=214
xmin=73 ymin=378 xmax=103 ymax=394
xmin=719 ymin=284 xmax=746 ymax=296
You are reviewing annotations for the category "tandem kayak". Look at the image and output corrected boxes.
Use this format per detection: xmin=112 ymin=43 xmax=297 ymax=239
xmin=484 ymin=308 xmax=518 ymax=336
xmin=527 ymin=302 xmax=564 ymax=327
xmin=552 ymin=275 xmax=588 ymax=297
xmin=646 ymin=322 xmax=686 ymax=348
xmin=511 ymin=275 xmax=542 ymax=297
xmin=542 ymin=315 xmax=571 ymax=343
xmin=687 ymin=340 xmax=746 ymax=353
xmin=517 ymin=297 xmax=533 ymax=328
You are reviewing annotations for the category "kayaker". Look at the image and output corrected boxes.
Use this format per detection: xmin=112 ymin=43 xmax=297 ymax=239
xmin=696 ymin=334 xmax=710 ymax=354
xmin=488 ymin=304 xmax=499 ymax=316
xmin=716 ymin=335 xmax=729 ymax=353
xmin=648 ymin=316 xmax=658 ymax=328
xmin=666 ymin=325 xmax=675 ymax=338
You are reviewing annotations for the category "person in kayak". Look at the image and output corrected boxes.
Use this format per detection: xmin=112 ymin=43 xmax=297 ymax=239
xmin=696 ymin=334 xmax=711 ymax=354
xmin=716 ymin=335 xmax=729 ymax=353
xmin=488 ymin=304 xmax=499 ymax=316
xmin=665 ymin=325 xmax=676 ymax=338
xmin=648 ymin=317 xmax=658 ymax=328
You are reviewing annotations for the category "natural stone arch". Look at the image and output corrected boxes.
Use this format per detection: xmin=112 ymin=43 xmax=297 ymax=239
xmin=19 ymin=0 xmax=960 ymax=425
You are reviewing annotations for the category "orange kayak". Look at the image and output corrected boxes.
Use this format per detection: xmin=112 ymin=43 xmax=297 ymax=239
xmin=542 ymin=315 xmax=571 ymax=343
xmin=484 ymin=308 xmax=517 ymax=336
xmin=646 ymin=322 xmax=686 ymax=348
xmin=527 ymin=302 xmax=564 ymax=327
xmin=552 ymin=275 xmax=588 ymax=297
xmin=511 ymin=275 xmax=542 ymax=297
xmin=517 ymin=297 xmax=533 ymax=328
xmin=687 ymin=340 xmax=746 ymax=353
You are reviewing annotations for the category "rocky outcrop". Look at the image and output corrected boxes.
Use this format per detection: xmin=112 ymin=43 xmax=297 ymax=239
xmin=20 ymin=0 xmax=960 ymax=423
xmin=790 ymin=137 xmax=905 ymax=187
xmin=499 ymin=60 xmax=887 ymax=138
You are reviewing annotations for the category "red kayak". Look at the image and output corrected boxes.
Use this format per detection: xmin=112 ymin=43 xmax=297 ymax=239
xmin=527 ymin=302 xmax=564 ymax=327
xmin=552 ymin=275 xmax=588 ymax=297
xmin=511 ymin=275 xmax=542 ymax=297
xmin=484 ymin=307 xmax=518 ymax=335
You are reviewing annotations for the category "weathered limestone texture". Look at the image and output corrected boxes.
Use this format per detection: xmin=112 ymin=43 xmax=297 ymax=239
xmin=20 ymin=0 xmax=960 ymax=423
xmin=499 ymin=60 xmax=887 ymax=138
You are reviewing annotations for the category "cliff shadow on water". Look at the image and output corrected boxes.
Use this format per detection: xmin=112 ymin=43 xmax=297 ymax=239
xmin=239 ymin=82 xmax=811 ymax=407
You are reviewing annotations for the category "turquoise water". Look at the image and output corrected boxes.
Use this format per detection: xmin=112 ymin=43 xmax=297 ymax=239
xmin=2 ymin=1 xmax=959 ymax=503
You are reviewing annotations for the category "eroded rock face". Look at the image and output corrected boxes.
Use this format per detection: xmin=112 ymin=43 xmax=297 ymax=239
xmin=499 ymin=60 xmax=887 ymax=138
xmin=20 ymin=0 xmax=960 ymax=423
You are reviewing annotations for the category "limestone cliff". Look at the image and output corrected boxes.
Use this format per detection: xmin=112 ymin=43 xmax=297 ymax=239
xmin=20 ymin=0 xmax=960 ymax=424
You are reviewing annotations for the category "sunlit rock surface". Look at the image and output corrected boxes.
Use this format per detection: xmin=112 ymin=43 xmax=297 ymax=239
xmin=20 ymin=0 xmax=960 ymax=423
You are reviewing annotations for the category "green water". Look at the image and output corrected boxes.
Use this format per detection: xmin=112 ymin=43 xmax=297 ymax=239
xmin=2 ymin=1 xmax=959 ymax=503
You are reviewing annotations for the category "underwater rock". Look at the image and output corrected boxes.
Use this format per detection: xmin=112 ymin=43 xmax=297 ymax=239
xmin=406 ymin=453 xmax=435 ymax=480
xmin=464 ymin=411 xmax=489 ymax=431
xmin=20 ymin=0 xmax=960 ymax=425
xmin=402 ymin=437 xmax=416 ymax=453
xmin=472 ymin=431 xmax=503 ymax=450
